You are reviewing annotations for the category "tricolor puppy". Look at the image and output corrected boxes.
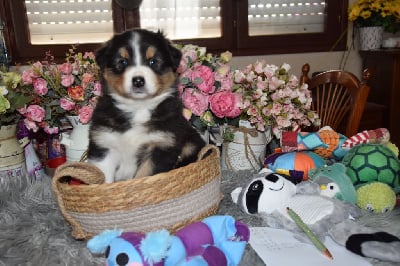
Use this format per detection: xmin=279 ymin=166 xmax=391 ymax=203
xmin=88 ymin=29 xmax=205 ymax=183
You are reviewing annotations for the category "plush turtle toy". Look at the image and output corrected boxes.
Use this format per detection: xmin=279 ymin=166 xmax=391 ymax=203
xmin=341 ymin=143 xmax=400 ymax=193
xmin=231 ymin=169 xmax=400 ymax=263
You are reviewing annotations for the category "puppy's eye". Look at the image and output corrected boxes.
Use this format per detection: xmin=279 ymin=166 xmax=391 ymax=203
xmin=115 ymin=58 xmax=128 ymax=72
xmin=149 ymin=58 xmax=158 ymax=67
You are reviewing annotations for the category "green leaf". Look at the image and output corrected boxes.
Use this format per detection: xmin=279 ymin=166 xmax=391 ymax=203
xmin=8 ymin=95 xmax=34 ymax=111
xmin=180 ymin=77 xmax=190 ymax=85
xmin=193 ymin=77 xmax=203 ymax=84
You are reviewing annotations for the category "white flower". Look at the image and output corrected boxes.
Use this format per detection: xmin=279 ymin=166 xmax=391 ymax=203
xmin=0 ymin=86 xmax=8 ymax=96
xmin=281 ymin=63 xmax=291 ymax=72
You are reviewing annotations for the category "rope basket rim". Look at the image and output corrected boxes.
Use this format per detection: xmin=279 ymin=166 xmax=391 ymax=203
xmin=52 ymin=144 xmax=222 ymax=239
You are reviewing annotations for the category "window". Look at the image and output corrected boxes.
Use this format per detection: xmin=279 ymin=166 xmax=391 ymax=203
xmin=247 ymin=0 xmax=326 ymax=36
xmin=0 ymin=0 xmax=348 ymax=64
xmin=25 ymin=0 xmax=114 ymax=44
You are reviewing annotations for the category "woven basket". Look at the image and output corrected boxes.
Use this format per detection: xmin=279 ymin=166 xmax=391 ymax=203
xmin=52 ymin=144 xmax=222 ymax=240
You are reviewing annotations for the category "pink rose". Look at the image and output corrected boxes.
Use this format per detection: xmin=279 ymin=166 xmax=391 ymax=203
xmin=61 ymin=74 xmax=75 ymax=87
xmin=29 ymin=62 xmax=43 ymax=78
xmin=78 ymin=105 xmax=94 ymax=124
xmin=184 ymin=49 xmax=198 ymax=62
xmin=26 ymin=105 xmax=46 ymax=122
xmin=21 ymin=69 xmax=34 ymax=85
xmin=33 ymin=78 xmax=48 ymax=96
xmin=271 ymin=102 xmax=283 ymax=115
xmin=60 ymin=97 xmax=76 ymax=111
xmin=177 ymin=49 xmax=199 ymax=74
xmin=181 ymin=88 xmax=209 ymax=116
xmin=177 ymin=58 xmax=189 ymax=74
xmin=191 ymin=65 xmax=215 ymax=94
xmin=83 ymin=52 xmax=95 ymax=60
xmin=59 ymin=63 xmax=73 ymax=75
xmin=89 ymin=96 xmax=98 ymax=107
xmin=256 ymin=78 xmax=268 ymax=90
xmin=254 ymin=61 xmax=265 ymax=74
xmin=23 ymin=118 xmax=39 ymax=133
xmin=18 ymin=105 xmax=27 ymax=115
xmin=43 ymin=124 xmax=59 ymax=134
xmin=269 ymin=76 xmax=284 ymax=91
xmin=82 ymin=73 xmax=94 ymax=88
xmin=209 ymin=91 xmax=242 ymax=118
xmin=93 ymin=82 xmax=102 ymax=96
xmin=219 ymin=76 xmax=234 ymax=91
xmin=180 ymin=68 xmax=192 ymax=79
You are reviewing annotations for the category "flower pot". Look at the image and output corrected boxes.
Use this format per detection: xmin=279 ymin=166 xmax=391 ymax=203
xmin=358 ymin=26 xmax=384 ymax=51
xmin=0 ymin=124 xmax=25 ymax=169
xmin=222 ymin=120 xmax=271 ymax=171
xmin=61 ymin=116 xmax=90 ymax=162
xmin=0 ymin=124 xmax=28 ymax=203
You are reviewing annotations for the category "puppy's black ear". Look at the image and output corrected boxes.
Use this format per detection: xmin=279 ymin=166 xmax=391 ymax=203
xmin=156 ymin=30 xmax=182 ymax=71
xmin=168 ymin=44 xmax=182 ymax=72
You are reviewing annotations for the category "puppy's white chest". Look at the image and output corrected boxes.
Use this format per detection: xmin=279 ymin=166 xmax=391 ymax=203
xmin=133 ymin=108 xmax=151 ymax=124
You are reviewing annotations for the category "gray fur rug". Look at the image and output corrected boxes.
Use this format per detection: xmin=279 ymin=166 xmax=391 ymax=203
xmin=0 ymin=170 xmax=399 ymax=266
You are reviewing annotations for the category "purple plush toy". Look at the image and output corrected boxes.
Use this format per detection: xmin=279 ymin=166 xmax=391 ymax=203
xmin=87 ymin=215 xmax=250 ymax=266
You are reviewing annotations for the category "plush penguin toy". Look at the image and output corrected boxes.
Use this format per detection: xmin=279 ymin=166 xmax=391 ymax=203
xmin=231 ymin=168 xmax=400 ymax=263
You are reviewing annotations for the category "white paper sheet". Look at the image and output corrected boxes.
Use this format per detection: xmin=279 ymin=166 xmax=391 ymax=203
xmin=249 ymin=227 xmax=372 ymax=266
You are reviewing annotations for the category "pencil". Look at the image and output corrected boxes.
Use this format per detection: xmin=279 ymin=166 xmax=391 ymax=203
xmin=286 ymin=207 xmax=333 ymax=260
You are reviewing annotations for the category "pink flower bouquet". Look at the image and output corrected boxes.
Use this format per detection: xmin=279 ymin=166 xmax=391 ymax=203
xmin=19 ymin=48 xmax=101 ymax=134
xmin=177 ymin=44 xmax=242 ymax=133
xmin=233 ymin=60 xmax=320 ymax=139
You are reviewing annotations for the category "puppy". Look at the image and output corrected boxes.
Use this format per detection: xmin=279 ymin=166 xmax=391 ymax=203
xmin=88 ymin=29 xmax=205 ymax=183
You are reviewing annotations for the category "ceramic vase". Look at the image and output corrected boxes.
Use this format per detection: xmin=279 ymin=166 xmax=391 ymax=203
xmin=359 ymin=26 xmax=384 ymax=51
xmin=61 ymin=116 xmax=90 ymax=162
xmin=222 ymin=120 xmax=271 ymax=171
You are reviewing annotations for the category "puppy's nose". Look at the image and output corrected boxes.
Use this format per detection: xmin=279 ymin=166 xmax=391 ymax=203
xmin=132 ymin=76 xmax=145 ymax=88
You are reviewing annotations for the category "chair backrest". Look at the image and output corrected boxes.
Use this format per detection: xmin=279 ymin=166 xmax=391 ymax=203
xmin=300 ymin=63 xmax=371 ymax=137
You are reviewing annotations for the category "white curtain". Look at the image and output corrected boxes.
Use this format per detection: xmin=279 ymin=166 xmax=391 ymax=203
xmin=139 ymin=0 xmax=221 ymax=39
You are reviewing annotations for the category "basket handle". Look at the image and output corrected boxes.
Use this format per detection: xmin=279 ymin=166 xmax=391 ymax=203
xmin=52 ymin=161 xmax=105 ymax=185
xmin=52 ymin=145 xmax=217 ymax=185
xmin=51 ymin=162 xmax=105 ymax=240
xmin=197 ymin=144 xmax=220 ymax=161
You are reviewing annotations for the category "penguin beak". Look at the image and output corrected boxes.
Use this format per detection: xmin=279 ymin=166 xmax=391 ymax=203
xmin=320 ymin=184 xmax=327 ymax=190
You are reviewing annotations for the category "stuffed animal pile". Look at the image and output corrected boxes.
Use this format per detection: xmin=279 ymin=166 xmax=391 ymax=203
xmin=87 ymin=215 xmax=249 ymax=266
xmin=231 ymin=168 xmax=400 ymax=263
xmin=266 ymin=127 xmax=400 ymax=213
xmin=229 ymin=127 xmax=400 ymax=262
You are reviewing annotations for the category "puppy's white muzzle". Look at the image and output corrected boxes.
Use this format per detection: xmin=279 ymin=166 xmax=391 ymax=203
xmin=124 ymin=65 xmax=158 ymax=98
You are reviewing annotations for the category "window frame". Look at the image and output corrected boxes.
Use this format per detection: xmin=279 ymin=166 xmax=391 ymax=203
xmin=0 ymin=0 xmax=348 ymax=64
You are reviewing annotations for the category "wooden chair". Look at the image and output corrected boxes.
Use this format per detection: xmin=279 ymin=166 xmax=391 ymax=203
xmin=300 ymin=63 xmax=371 ymax=137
